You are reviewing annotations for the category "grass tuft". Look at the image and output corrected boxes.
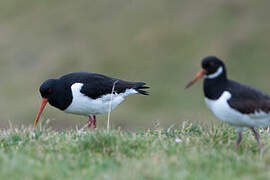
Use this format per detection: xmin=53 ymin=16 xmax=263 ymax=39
xmin=0 ymin=122 xmax=269 ymax=179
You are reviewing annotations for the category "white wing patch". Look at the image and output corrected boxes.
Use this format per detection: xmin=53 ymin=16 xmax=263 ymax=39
xmin=64 ymin=83 xmax=138 ymax=116
xmin=205 ymin=91 xmax=270 ymax=128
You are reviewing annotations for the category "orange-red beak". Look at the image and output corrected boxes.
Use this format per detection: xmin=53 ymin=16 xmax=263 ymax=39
xmin=34 ymin=98 xmax=48 ymax=127
xmin=185 ymin=69 xmax=206 ymax=89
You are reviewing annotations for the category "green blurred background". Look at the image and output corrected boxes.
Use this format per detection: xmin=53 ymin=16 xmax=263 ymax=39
xmin=1 ymin=0 xmax=270 ymax=130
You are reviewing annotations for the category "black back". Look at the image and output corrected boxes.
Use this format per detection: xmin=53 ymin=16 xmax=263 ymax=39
xmin=40 ymin=72 xmax=149 ymax=111
xmin=227 ymin=80 xmax=270 ymax=114
xmin=203 ymin=63 xmax=270 ymax=114
xmin=60 ymin=72 xmax=149 ymax=99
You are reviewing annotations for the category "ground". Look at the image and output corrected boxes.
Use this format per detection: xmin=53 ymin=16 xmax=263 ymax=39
xmin=1 ymin=1 xmax=270 ymax=179
xmin=0 ymin=122 xmax=269 ymax=180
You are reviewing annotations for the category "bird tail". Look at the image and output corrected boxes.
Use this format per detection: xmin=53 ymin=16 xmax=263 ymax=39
xmin=134 ymin=82 xmax=150 ymax=95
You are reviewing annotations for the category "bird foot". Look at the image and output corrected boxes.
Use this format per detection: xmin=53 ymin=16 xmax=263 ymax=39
xmin=87 ymin=115 xmax=96 ymax=130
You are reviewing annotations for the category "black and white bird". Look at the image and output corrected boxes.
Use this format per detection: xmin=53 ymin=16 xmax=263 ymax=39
xmin=34 ymin=72 xmax=149 ymax=129
xmin=186 ymin=56 xmax=270 ymax=150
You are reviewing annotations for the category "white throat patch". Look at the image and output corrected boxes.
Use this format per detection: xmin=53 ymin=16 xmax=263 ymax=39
xmin=205 ymin=67 xmax=223 ymax=79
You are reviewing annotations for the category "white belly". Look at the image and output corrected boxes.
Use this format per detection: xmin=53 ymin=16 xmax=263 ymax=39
xmin=205 ymin=91 xmax=270 ymax=128
xmin=64 ymin=83 xmax=137 ymax=116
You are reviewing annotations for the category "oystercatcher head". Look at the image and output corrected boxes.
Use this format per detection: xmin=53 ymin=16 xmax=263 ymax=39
xmin=186 ymin=56 xmax=270 ymax=150
xmin=35 ymin=72 xmax=149 ymax=129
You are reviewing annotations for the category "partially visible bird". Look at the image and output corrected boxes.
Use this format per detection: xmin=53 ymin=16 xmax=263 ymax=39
xmin=186 ymin=56 xmax=270 ymax=150
xmin=35 ymin=72 xmax=149 ymax=129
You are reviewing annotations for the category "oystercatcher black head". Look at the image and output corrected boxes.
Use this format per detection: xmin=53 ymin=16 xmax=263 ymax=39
xmin=39 ymin=79 xmax=58 ymax=99
xmin=35 ymin=72 xmax=149 ymax=129
xmin=202 ymin=56 xmax=226 ymax=77
xmin=185 ymin=56 xmax=226 ymax=88
xmin=186 ymin=56 xmax=270 ymax=150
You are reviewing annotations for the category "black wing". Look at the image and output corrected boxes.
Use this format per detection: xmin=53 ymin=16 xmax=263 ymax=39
xmin=227 ymin=80 xmax=270 ymax=114
xmin=60 ymin=72 xmax=149 ymax=99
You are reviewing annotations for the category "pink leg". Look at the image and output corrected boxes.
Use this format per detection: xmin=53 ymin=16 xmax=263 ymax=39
xmin=251 ymin=127 xmax=262 ymax=150
xmin=93 ymin=115 xmax=97 ymax=129
xmin=88 ymin=116 xmax=93 ymax=130
xmin=235 ymin=131 xmax=242 ymax=150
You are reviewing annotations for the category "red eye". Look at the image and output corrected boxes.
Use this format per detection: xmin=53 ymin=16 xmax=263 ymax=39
xmin=210 ymin=62 xmax=215 ymax=66
xmin=47 ymin=88 xmax=52 ymax=93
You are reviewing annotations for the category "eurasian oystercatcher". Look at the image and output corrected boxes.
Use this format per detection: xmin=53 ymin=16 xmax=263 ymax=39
xmin=34 ymin=72 xmax=149 ymax=129
xmin=186 ymin=56 xmax=270 ymax=150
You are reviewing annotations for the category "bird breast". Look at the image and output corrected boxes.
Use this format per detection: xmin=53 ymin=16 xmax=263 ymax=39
xmin=204 ymin=91 xmax=270 ymax=127
xmin=64 ymin=83 xmax=137 ymax=115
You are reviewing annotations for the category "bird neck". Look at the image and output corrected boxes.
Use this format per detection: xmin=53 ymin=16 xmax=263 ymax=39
xmin=203 ymin=75 xmax=228 ymax=100
xmin=48 ymin=81 xmax=73 ymax=110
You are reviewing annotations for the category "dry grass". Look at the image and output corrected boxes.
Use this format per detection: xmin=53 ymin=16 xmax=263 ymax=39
xmin=0 ymin=122 xmax=270 ymax=179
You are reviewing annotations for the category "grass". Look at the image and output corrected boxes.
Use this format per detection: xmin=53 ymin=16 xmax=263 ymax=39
xmin=0 ymin=122 xmax=269 ymax=180
xmin=1 ymin=1 xmax=270 ymax=178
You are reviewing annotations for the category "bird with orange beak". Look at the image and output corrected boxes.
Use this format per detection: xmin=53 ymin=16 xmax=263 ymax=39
xmin=34 ymin=72 xmax=149 ymax=129
xmin=186 ymin=56 xmax=270 ymax=150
